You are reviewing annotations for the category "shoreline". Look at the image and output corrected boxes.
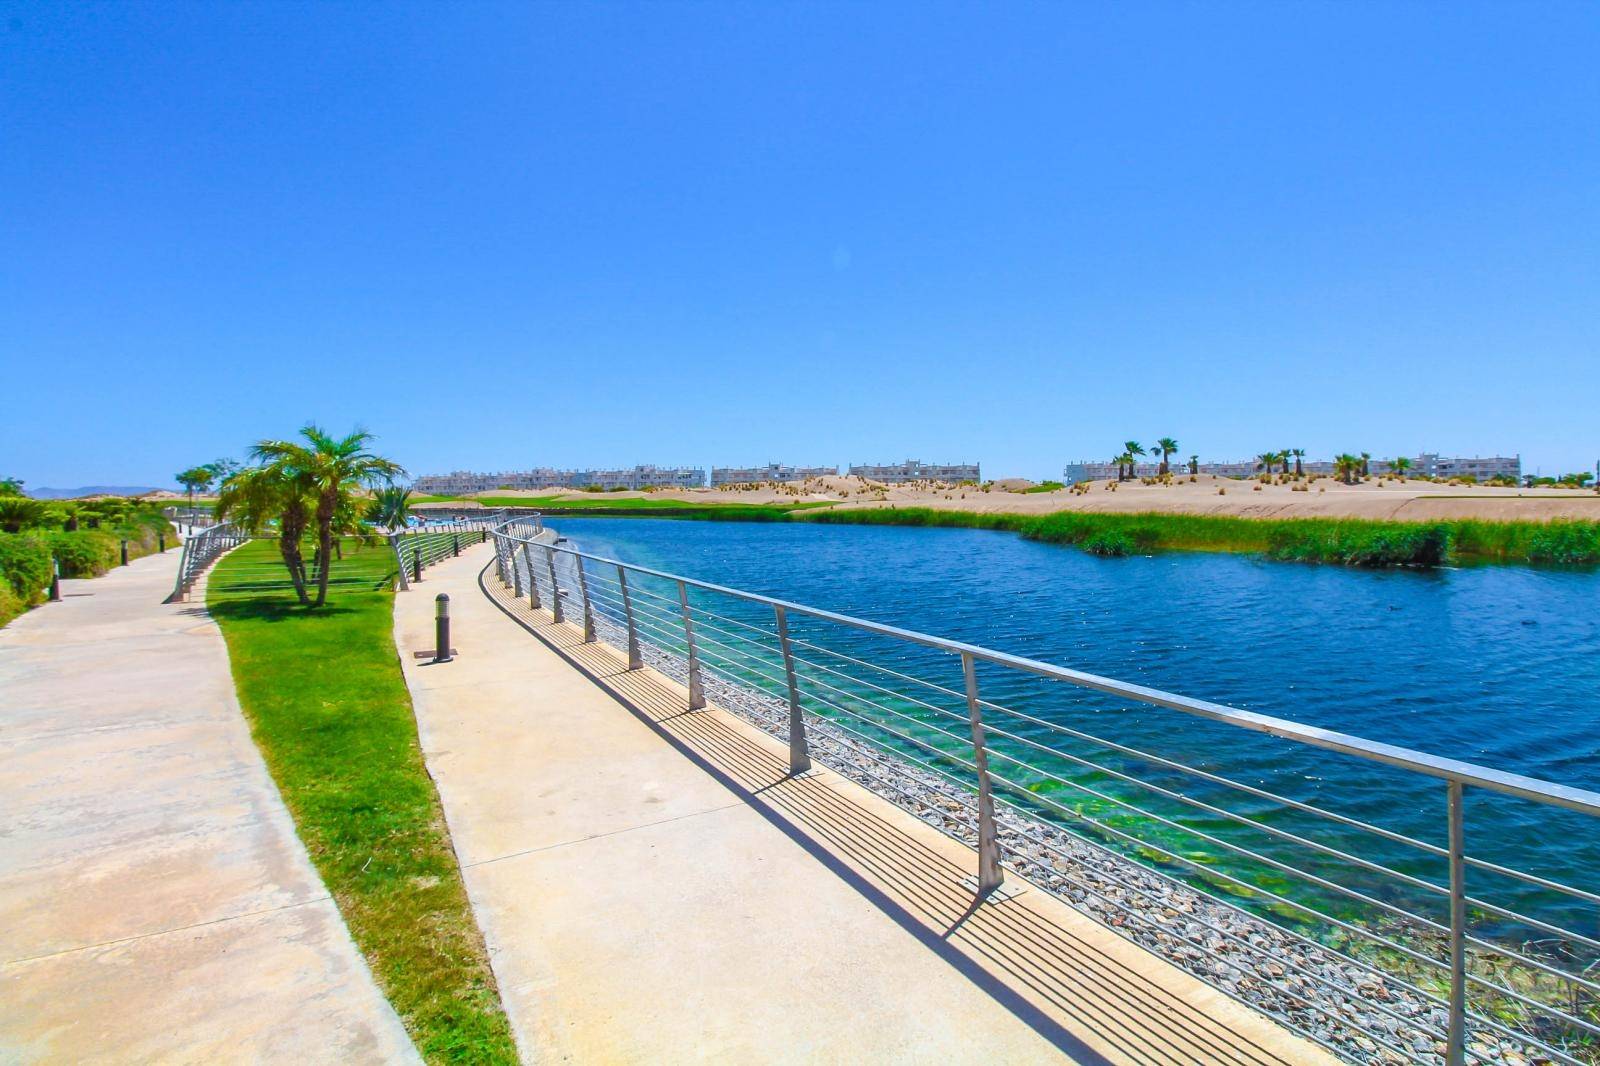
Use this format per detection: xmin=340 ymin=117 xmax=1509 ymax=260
xmin=418 ymin=497 xmax=1600 ymax=567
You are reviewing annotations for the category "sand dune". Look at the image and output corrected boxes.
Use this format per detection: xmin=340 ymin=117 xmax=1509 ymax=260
xmin=459 ymin=475 xmax=1600 ymax=522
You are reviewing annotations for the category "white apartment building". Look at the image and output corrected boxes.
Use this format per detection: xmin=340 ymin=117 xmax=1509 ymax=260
xmin=711 ymin=463 xmax=838 ymax=486
xmin=1397 ymin=454 xmax=1521 ymax=481
xmin=848 ymin=459 xmax=981 ymax=484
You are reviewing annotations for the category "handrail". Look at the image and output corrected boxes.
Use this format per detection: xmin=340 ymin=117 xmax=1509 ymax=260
xmin=489 ymin=517 xmax=1600 ymax=1064
xmin=390 ymin=511 xmax=513 ymax=589
xmin=164 ymin=522 xmax=246 ymax=602
xmin=490 ymin=519 xmax=1600 ymax=817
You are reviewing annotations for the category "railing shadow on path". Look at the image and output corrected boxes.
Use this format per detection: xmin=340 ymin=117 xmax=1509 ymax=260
xmin=475 ymin=558 xmax=1308 ymax=1066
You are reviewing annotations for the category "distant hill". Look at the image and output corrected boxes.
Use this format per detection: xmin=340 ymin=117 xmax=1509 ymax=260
xmin=26 ymin=486 xmax=168 ymax=500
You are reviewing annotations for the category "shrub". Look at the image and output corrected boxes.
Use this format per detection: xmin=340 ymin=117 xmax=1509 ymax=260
xmin=1082 ymin=530 xmax=1133 ymax=556
xmin=37 ymin=530 xmax=120 ymax=577
xmin=0 ymin=535 xmax=52 ymax=601
xmin=1527 ymin=521 xmax=1600 ymax=564
xmin=0 ymin=581 xmax=22 ymax=627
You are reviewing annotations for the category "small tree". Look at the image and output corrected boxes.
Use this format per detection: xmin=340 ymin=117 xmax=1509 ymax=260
xmin=0 ymin=476 xmax=22 ymax=497
xmin=1290 ymin=448 xmax=1305 ymax=478
xmin=1156 ymin=437 xmax=1179 ymax=476
xmin=176 ymin=466 xmax=215 ymax=525
xmin=252 ymin=426 xmax=403 ymax=607
xmin=366 ymin=486 xmax=414 ymax=530
xmin=1123 ymin=441 xmax=1146 ymax=480
xmin=1188 ymin=455 xmax=1199 ymax=476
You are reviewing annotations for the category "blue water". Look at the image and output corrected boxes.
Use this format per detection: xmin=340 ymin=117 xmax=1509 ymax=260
xmin=550 ymin=517 xmax=1600 ymax=939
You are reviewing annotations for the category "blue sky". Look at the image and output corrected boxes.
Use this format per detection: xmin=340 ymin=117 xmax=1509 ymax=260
xmin=3 ymin=1 xmax=1596 ymax=487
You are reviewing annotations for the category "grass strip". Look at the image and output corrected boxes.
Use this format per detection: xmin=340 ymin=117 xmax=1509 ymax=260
xmin=207 ymin=537 xmax=516 ymax=1064
xmin=797 ymin=508 xmax=1600 ymax=567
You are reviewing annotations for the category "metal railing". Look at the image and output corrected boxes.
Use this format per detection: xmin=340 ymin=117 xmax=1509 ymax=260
xmin=489 ymin=519 xmax=1600 ymax=1065
xmin=164 ymin=522 xmax=247 ymax=602
xmin=390 ymin=512 xmax=513 ymax=589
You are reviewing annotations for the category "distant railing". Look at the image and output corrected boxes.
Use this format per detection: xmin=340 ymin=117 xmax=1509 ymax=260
xmin=391 ymin=512 xmax=515 ymax=589
xmin=489 ymin=518 xmax=1600 ymax=1066
xmin=164 ymin=522 xmax=246 ymax=602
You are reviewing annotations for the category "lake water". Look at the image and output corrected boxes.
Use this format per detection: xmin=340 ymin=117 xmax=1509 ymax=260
xmin=548 ymin=517 xmax=1600 ymax=937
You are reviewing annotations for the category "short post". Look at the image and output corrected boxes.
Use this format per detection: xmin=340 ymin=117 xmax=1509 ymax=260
xmin=545 ymin=547 xmax=564 ymax=623
xmin=434 ymin=594 xmax=453 ymax=663
xmin=678 ymin=580 xmax=706 ymax=710
xmin=412 ymin=546 xmax=423 ymax=584
xmin=452 ymin=534 xmax=460 ymax=557
xmin=49 ymin=557 xmax=61 ymax=602
xmin=962 ymin=652 xmax=1004 ymax=895
xmin=1446 ymin=781 xmax=1467 ymax=1066
xmin=159 ymin=532 xmax=166 ymax=553
xmin=618 ymin=566 xmax=642 ymax=669
xmin=774 ymin=605 xmax=811 ymax=773
xmin=120 ymin=539 xmax=129 ymax=566
xmin=522 ymin=543 xmax=541 ymax=609
xmin=575 ymin=556 xmax=596 ymax=642
xmin=511 ymin=547 xmax=524 ymax=598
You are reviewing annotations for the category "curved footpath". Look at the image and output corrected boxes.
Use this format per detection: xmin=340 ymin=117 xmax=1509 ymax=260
xmin=396 ymin=545 xmax=1336 ymax=1065
xmin=0 ymin=548 xmax=417 ymax=1063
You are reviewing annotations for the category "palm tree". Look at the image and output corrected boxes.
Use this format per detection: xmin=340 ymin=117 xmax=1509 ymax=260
xmin=1155 ymin=438 xmax=1179 ymax=476
xmin=1389 ymin=456 xmax=1412 ymax=479
xmin=176 ymin=466 xmax=215 ymax=526
xmin=252 ymin=426 xmax=403 ymax=607
xmin=1290 ymin=448 xmax=1305 ymax=478
xmin=1359 ymin=452 xmax=1371 ymax=478
xmin=1256 ymin=452 xmax=1277 ymax=476
xmin=1188 ymin=455 xmax=1199 ymax=476
xmin=1123 ymin=441 xmax=1145 ymax=480
xmin=1334 ymin=453 xmax=1361 ymax=485
xmin=217 ymin=465 xmax=316 ymax=604
xmin=366 ymin=485 xmax=414 ymax=530
xmin=0 ymin=496 xmax=46 ymax=533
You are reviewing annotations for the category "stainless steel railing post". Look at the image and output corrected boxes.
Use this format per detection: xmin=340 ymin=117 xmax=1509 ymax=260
xmin=678 ymin=579 xmax=706 ymax=710
xmin=962 ymin=651 xmax=1004 ymax=895
xmin=774 ymin=605 xmax=811 ymax=774
xmin=545 ymin=546 xmax=564 ymax=623
xmin=618 ymin=566 xmax=642 ymax=669
xmin=1447 ymin=780 xmax=1467 ymax=1066
xmin=522 ymin=543 xmax=541 ymax=609
xmin=575 ymin=556 xmax=596 ymax=642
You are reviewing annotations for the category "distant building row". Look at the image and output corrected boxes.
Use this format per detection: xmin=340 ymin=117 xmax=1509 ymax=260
xmin=414 ymin=465 xmax=706 ymax=494
xmin=845 ymin=459 xmax=980 ymax=484
xmin=416 ymin=457 xmax=983 ymax=493
xmin=1063 ymin=454 xmax=1522 ymax=482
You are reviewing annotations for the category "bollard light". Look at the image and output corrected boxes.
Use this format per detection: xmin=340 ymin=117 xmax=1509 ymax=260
xmin=49 ymin=558 xmax=61 ymax=602
xmin=434 ymin=593 xmax=452 ymax=663
xmin=120 ymin=539 xmax=129 ymax=566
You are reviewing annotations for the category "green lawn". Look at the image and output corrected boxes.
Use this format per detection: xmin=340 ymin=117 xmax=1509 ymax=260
xmin=207 ymin=538 xmax=516 ymax=1064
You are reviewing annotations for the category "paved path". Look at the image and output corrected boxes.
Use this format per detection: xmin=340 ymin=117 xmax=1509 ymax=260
xmin=397 ymin=547 xmax=1334 ymax=1065
xmin=0 ymin=548 xmax=417 ymax=1063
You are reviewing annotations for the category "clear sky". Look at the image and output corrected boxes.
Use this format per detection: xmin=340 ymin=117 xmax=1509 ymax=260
xmin=3 ymin=1 xmax=1597 ymax=488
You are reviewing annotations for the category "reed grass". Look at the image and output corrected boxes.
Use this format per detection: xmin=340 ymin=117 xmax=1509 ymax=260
xmin=798 ymin=508 xmax=1600 ymax=568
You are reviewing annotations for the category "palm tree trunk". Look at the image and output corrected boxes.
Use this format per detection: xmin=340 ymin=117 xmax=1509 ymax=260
xmin=314 ymin=524 xmax=333 ymax=606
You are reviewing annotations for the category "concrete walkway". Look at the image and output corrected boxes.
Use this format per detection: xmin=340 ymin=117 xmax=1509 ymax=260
xmin=0 ymin=548 xmax=418 ymax=1063
xmin=397 ymin=547 xmax=1335 ymax=1065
